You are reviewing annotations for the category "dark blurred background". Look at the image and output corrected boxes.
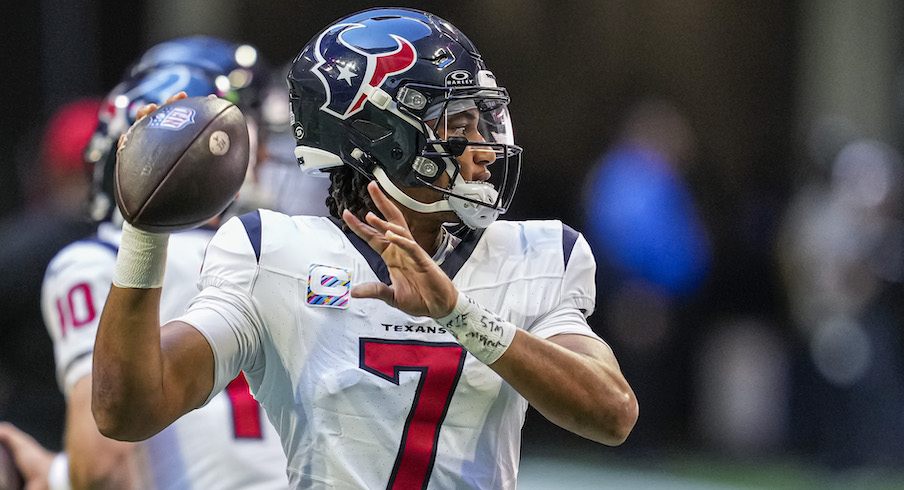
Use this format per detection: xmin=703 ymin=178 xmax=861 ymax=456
xmin=4 ymin=0 xmax=904 ymax=484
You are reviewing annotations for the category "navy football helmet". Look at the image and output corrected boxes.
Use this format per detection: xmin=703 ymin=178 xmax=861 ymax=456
xmin=129 ymin=36 xmax=269 ymax=114
xmin=288 ymin=7 xmax=522 ymax=229
xmin=85 ymin=37 xmax=269 ymax=223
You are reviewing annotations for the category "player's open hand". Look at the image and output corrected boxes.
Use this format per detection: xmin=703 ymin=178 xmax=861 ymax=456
xmin=0 ymin=422 xmax=54 ymax=489
xmin=343 ymin=181 xmax=458 ymax=318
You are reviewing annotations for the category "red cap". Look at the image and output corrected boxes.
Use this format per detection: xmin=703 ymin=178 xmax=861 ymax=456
xmin=39 ymin=98 xmax=102 ymax=176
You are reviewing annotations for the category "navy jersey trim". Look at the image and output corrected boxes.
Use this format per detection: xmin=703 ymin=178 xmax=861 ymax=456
xmin=562 ymin=224 xmax=579 ymax=267
xmin=333 ymin=218 xmax=484 ymax=285
xmin=62 ymin=350 xmax=93 ymax=381
xmin=438 ymin=226 xmax=484 ymax=280
xmin=239 ymin=211 xmax=263 ymax=263
xmin=332 ymin=217 xmax=392 ymax=285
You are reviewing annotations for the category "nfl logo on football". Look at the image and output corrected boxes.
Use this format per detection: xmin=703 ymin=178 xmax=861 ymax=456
xmin=149 ymin=107 xmax=196 ymax=130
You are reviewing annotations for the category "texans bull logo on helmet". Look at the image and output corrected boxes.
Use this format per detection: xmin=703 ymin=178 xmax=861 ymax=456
xmin=311 ymin=18 xmax=431 ymax=119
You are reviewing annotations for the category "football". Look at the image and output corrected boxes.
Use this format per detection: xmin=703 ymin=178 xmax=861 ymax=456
xmin=0 ymin=441 xmax=23 ymax=490
xmin=114 ymin=96 xmax=250 ymax=232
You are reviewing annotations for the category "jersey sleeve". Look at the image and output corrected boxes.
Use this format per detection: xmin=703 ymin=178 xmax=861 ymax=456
xmin=175 ymin=214 xmax=265 ymax=406
xmin=40 ymin=241 xmax=118 ymax=398
xmin=527 ymin=225 xmax=602 ymax=342
xmin=562 ymin=231 xmax=597 ymax=318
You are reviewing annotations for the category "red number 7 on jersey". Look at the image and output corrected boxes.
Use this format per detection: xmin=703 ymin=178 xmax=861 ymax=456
xmin=360 ymin=338 xmax=466 ymax=490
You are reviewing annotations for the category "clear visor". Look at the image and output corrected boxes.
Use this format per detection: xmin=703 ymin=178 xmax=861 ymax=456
xmin=423 ymin=89 xmax=516 ymax=151
xmin=416 ymin=89 xmax=522 ymax=215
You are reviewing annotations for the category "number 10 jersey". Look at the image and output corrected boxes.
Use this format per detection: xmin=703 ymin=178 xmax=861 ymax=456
xmin=42 ymin=222 xmax=289 ymax=489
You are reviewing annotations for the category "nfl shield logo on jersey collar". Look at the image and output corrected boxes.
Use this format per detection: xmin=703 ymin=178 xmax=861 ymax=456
xmin=307 ymin=264 xmax=351 ymax=308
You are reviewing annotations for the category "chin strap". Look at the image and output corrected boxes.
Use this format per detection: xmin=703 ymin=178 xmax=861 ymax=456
xmin=371 ymin=167 xmax=452 ymax=213
xmin=447 ymin=181 xmax=501 ymax=229
xmin=370 ymin=166 xmax=500 ymax=229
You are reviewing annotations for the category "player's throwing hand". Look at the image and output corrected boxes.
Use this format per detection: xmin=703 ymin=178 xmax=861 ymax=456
xmin=342 ymin=181 xmax=459 ymax=318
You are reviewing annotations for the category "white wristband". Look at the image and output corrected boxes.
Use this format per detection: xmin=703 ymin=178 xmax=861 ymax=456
xmin=112 ymin=222 xmax=170 ymax=289
xmin=436 ymin=292 xmax=516 ymax=365
xmin=48 ymin=452 xmax=71 ymax=490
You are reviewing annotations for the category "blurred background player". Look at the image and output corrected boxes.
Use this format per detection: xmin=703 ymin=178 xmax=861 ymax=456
xmin=0 ymin=98 xmax=100 ymax=453
xmin=580 ymin=96 xmax=711 ymax=448
xmin=234 ymin=60 xmax=330 ymax=218
xmin=0 ymin=36 xmax=290 ymax=489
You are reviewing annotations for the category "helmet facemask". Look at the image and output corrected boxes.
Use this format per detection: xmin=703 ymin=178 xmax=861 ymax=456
xmin=369 ymin=73 xmax=521 ymax=229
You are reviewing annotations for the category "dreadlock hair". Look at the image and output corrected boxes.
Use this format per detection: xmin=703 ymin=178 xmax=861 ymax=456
xmin=326 ymin=165 xmax=377 ymax=228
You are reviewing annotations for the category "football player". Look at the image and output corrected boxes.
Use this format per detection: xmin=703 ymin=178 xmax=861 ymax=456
xmin=1 ymin=37 xmax=290 ymax=489
xmin=93 ymin=9 xmax=638 ymax=489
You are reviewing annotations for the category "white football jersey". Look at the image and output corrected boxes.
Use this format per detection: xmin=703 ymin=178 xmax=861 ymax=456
xmin=179 ymin=210 xmax=602 ymax=489
xmin=41 ymin=222 xmax=289 ymax=490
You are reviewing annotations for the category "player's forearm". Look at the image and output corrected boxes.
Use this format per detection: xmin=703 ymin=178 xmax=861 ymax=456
xmin=435 ymin=293 xmax=637 ymax=445
xmin=68 ymin=376 xmax=140 ymax=488
xmin=69 ymin=459 xmax=137 ymax=490
xmin=92 ymin=222 xmax=178 ymax=440
xmin=491 ymin=330 xmax=638 ymax=446
xmin=92 ymin=285 xmax=170 ymax=441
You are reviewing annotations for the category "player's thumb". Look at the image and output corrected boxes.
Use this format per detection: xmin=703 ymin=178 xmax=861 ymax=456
xmin=350 ymin=282 xmax=394 ymax=305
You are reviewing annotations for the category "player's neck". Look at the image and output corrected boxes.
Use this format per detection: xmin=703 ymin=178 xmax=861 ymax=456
xmin=390 ymin=199 xmax=448 ymax=256
xmin=408 ymin=220 xmax=445 ymax=256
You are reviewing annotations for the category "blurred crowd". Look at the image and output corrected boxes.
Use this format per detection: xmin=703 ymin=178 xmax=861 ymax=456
xmin=2 ymin=33 xmax=904 ymax=486
xmin=571 ymin=96 xmax=904 ymax=471
xmin=777 ymin=117 xmax=904 ymax=468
